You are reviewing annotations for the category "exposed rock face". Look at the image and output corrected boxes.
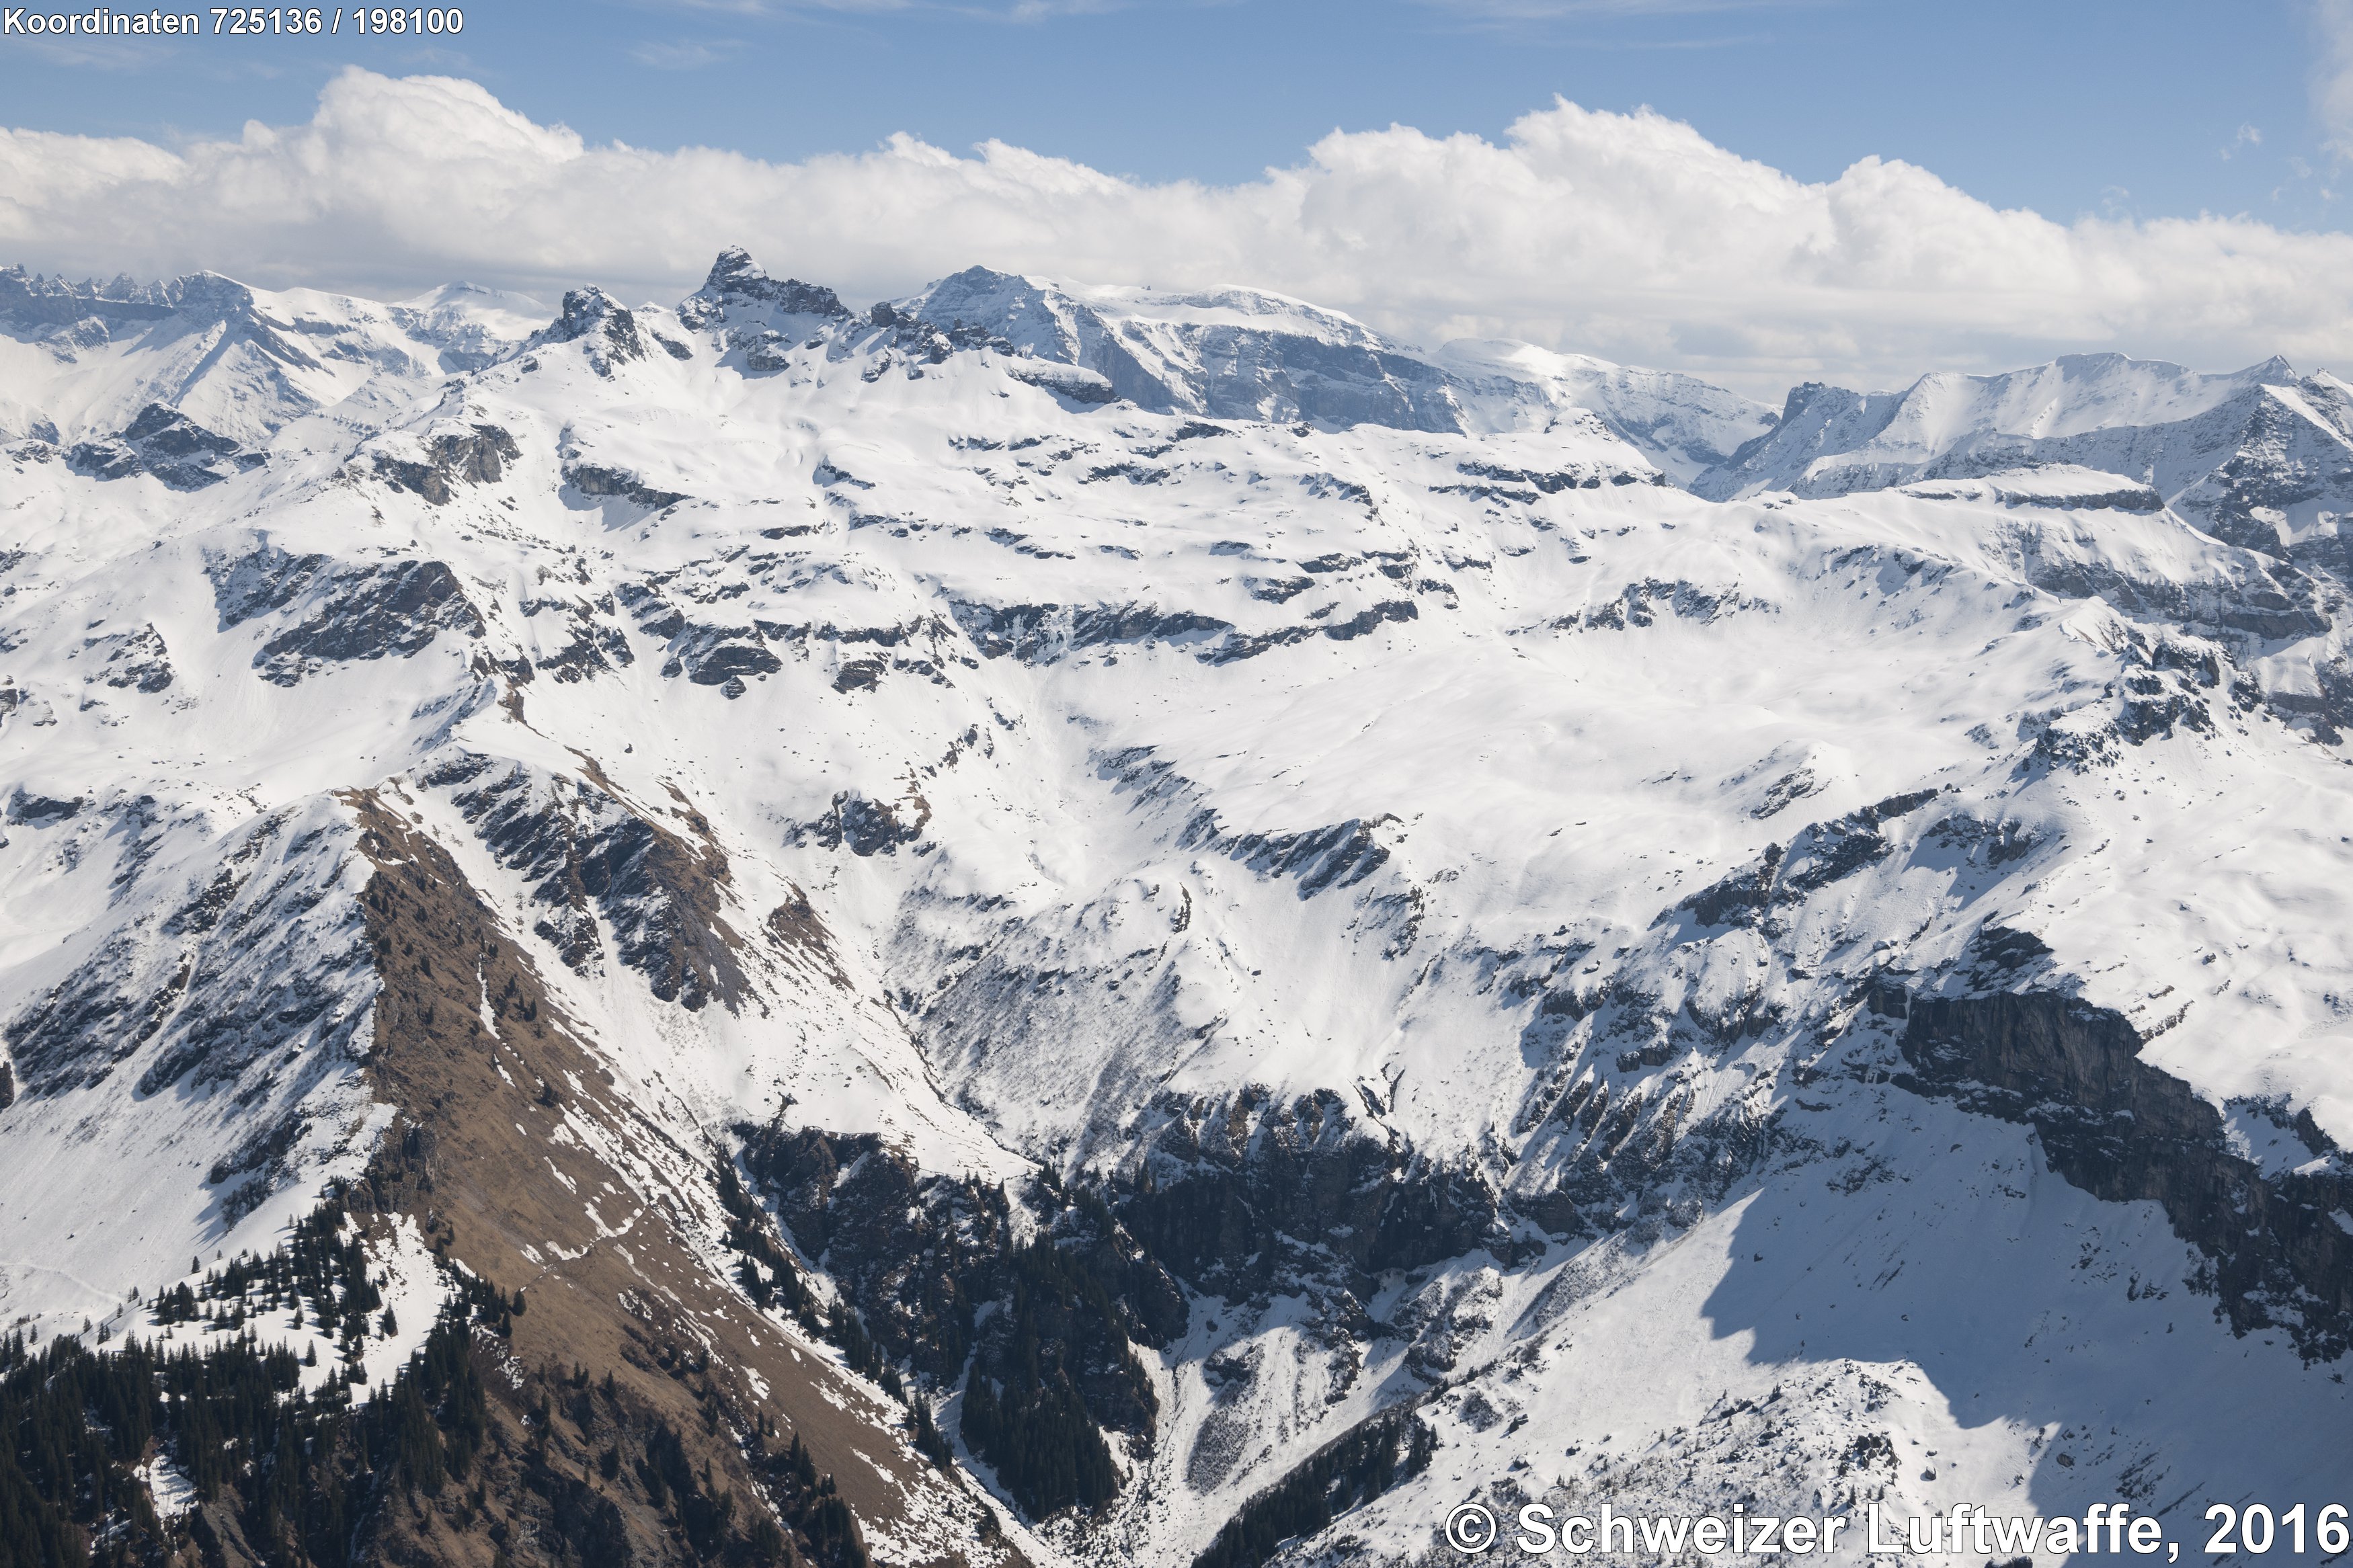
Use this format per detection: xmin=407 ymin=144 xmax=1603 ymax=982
xmin=534 ymin=288 xmax=646 ymax=374
xmin=3 ymin=805 xmax=372 ymax=1140
xmin=389 ymin=280 xmax=554 ymax=372
xmin=2177 ymin=378 xmax=2353 ymax=554
xmin=2003 ymin=474 xmax=2163 ymax=511
xmin=563 ymin=461 xmax=688 ymax=511
xmin=789 ymin=790 xmax=930 ymax=856
xmin=612 ymin=580 xmax=785 ymax=692
xmin=2020 ymin=540 xmax=2319 ymax=642
xmin=67 ymin=403 xmax=266 ymax=489
xmin=1674 ymin=788 xmax=1942 ymax=931
xmin=246 ymin=559 xmax=485 ymax=685
xmin=4 ymin=264 xmax=551 ymax=462
xmin=428 ymin=753 xmax=750 ymax=1011
xmin=1174 ymin=811 xmax=1392 ymax=899
xmin=948 ymin=599 xmax=1234 ymax=663
xmin=1892 ymin=974 xmax=2353 ymax=1360
xmin=1544 ymin=576 xmax=1757 ymax=634
xmin=1116 ymin=1089 xmax=1513 ymax=1304
xmin=526 ymin=593 xmax=637 ymax=683
xmin=1448 ymin=460 xmax=1594 ymax=496
xmin=688 ymin=247 xmax=853 ymax=324
xmin=372 ymin=422 xmax=520 ymax=503
xmin=1687 ymin=361 xmax=2353 ymax=663
xmin=80 ymin=622 xmax=175 ymax=693
xmin=1433 ymin=338 xmax=1779 ymax=481
xmin=0 ymin=263 xmax=179 ymax=327
xmin=3 ymin=788 xmax=82 ymax=825
xmin=2268 ymin=651 xmax=2353 ymax=743
xmin=22 ymin=256 xmax=2353 ymax=1567
xmin=676 ymin=250 xmax=854 ymax=375
xmin=210 ymin=545 xmax=486 ymax=684
xmin=1696 ymin=380 xmax=1906 ymax=501
xmin=1006 ymin=360 xmax=1117 ymax=404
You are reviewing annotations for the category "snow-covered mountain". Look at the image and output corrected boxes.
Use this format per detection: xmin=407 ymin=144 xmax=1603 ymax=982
xmin=1697 ymin=352 xmax=2353 ymax=555
xmin=5 ymin=249 xmax=2352 ymax=1568
xmin=0 ymin=263 xmax=543 ymax=456
xmin=1435 ymin=336 xmax=1778 ymax=484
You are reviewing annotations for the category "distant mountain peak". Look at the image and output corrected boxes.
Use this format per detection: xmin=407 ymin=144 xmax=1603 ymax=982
xmin=1692 ymin=348 xmax=2350 ymax=528
xmin=684 ymin=246 xmax=851 ymax=327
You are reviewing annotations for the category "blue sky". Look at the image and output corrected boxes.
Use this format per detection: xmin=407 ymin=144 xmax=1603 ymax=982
xmin=1 ymin=0 xmax=2338 ymax=233
xmin=7 ymin=0 xmax=2353 ymax=392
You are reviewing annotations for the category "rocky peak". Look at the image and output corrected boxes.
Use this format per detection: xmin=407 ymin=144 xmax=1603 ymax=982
xmin=0 ymin=263 xmax=178 ymax=327
xmin=705 ymin=245 xmax=756 ymax=289
xmin=167 ymin=270 xmax=262 ymax=321
xmin=700 ymin=246 xmax=850 ymax=316
xmin=534 ymin=286 xmax=645 ymax=371
xmin=676 ymin=249 xmax=852 ymax=344
xmin=907 ymin=265 xmax=1084 ymax=364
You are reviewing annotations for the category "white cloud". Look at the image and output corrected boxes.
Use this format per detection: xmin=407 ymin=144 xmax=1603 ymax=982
xmin=7 ymin=68 xmax=2353 ymax=395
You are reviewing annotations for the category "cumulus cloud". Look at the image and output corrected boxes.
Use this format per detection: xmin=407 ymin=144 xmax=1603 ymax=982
xmin=6 ymin=68 xmax=2353 ymax=394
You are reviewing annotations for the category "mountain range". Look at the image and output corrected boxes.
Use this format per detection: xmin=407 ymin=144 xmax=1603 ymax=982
xmin=3 ymin=247 xmax=2350 ymax=1568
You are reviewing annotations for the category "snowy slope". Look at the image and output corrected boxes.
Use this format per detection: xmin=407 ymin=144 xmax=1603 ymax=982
xmin=1691 ymin=352 xmax=2353 ymax=551
xmin=4 ymin=251 xmax=2353 ymax=1567
xmin=0 ymin=263 xmax=546 ymax=452
xmin=895 ymin=263 xmax=1782 ymax=479
xmin=1435 ymin=337 xmax=1779 ymax=485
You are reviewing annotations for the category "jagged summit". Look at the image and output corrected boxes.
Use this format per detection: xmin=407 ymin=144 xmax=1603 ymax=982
xmin=0 ymin=262 xmax=181 ymax=320
xmin=529 ymin=284 xmax=655 ymax=376
xmin=699 ymin=243 xmax=852 ymax=317
xmin=676 ymin=245 xmax=853 ymax=343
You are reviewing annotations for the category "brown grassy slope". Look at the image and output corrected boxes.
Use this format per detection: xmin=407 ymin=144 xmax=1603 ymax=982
xmin=333 ymin=788 xmax=1014 ymax=1568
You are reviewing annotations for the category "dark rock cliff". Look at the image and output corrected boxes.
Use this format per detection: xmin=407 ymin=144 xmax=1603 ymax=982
xmin=1115 ymin=1087 xmax=1516 ymax=1303
xmin=1890 ymin=981 xmax=2353 ymax=1359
